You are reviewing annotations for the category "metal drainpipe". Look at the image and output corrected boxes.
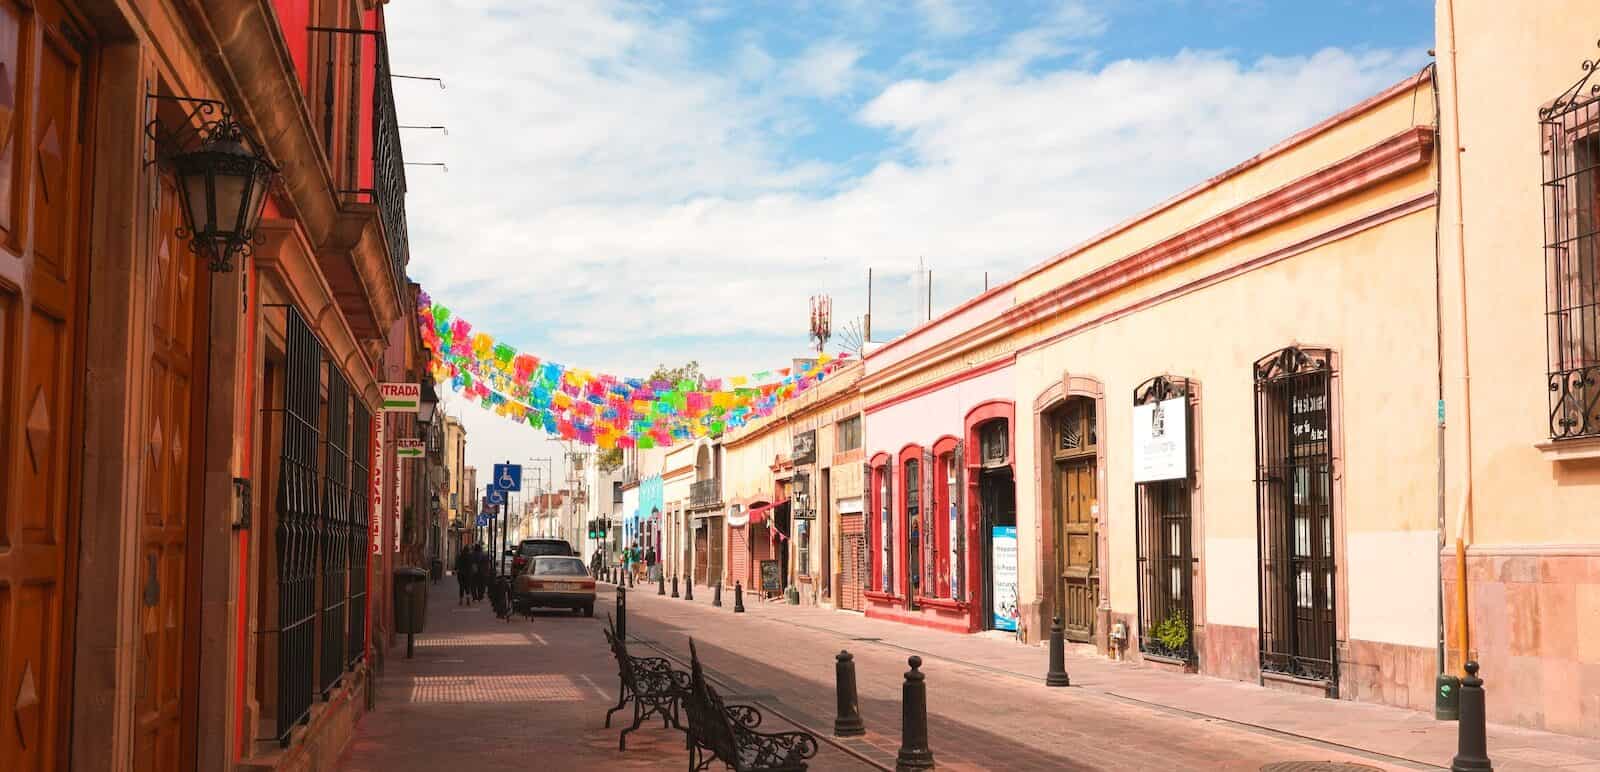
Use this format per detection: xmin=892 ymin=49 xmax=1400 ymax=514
xmin=1443 ymin=0 xmax=1475 ymax=674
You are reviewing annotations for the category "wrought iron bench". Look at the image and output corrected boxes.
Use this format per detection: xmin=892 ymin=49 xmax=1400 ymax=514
xmin=684 ymin=639 xmax=819 ymax=771
xmin=603 ymin=616 xmax=691 ymax=750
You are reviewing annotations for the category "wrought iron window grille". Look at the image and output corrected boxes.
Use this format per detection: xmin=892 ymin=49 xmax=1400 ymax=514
xmin=1252 ymin=347 xmax=1338 ymax=686
xmin=1541 ymin=40 xmax=1600 ymax=441
xmin=1133 ymin=376 xmax=1195 ymax=663
xmin=275 ymin=307 xmax=322 ymax=745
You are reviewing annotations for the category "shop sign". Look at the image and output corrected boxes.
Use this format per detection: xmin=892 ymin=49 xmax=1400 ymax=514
xmin=791 ymin=430 xmax=817 ymax=466
xmin=1132 ymin=396 xmax=1187 ymax=482
xmin=379 ymin=382 xmax=420 ymax=412
xmin=393 ymin=433 xmax=402 ymax=553
xmin=991 ymin=525 xmax=1018 ymax=632
xmin=396 ymin=439 xmax=424 ymax=458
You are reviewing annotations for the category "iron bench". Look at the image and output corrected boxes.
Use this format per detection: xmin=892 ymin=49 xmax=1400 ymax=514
xmin=684 ymin=639 xmax=819 ymax=771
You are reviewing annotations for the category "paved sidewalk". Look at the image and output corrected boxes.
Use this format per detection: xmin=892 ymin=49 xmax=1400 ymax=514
xmin=336 ymin=578 xmax=871 ymax=771
xmin=633 ymin=578 xmax=1600 ymax=772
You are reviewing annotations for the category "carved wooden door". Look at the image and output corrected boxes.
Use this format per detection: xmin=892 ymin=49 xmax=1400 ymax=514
xmin=1051 ymin=396 xmax=1099 ymax=643
xmin=132 ymin=169 xmax=207 ymax=771
xmin=0 ymin=1 xmax=90 ymax=768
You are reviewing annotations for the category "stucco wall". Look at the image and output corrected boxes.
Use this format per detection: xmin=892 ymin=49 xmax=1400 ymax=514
xmin=866 ymin=364 xmax=1015 ymax=456
xmin=1014 ymin=205 xmax=1440 ymax=652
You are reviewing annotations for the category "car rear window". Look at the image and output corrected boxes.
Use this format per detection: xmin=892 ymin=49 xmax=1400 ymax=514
xmin=519 ymin=542 xmax=571 ymax=557
xmin=532 ymin=557 xmax=588 ymax=576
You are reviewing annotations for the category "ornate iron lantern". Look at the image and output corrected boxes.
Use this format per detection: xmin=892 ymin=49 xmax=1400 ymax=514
xmin=146 ymin=96 xmax=276 ymax=273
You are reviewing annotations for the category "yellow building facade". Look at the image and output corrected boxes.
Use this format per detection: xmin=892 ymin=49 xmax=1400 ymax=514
xmin=1436 ymin=0 xmax=1600 ymax=736
xmin=862 ymin=70 xmax=1443 ymax=711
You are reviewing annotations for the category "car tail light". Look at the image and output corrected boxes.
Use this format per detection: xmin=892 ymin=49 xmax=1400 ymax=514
xmin=580 ymin=580 xmax=595 ymax=590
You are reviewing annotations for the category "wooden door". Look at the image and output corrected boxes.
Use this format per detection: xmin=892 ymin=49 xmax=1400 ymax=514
xmin=839 ymin=514 xmax=864 ymax=612
xmin=0 ymin=1 xmax=90 ymax=768
xmin=693 ymin=525 xmax=708 ymax=586
xmin=1057 ymin=458 xmax=1098 ymax=641
xmin=132 ymin=169 xmax=207 ymax=770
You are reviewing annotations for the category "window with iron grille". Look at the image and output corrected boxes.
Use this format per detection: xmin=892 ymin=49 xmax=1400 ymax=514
xmin=876 ymin=462 xmax=893 ymax=592
xmin=276 ymin=307 xmax=322 ymax=745
xmin=320 ymin=370 xmax=352 ymax=699
xmin=349 ymin=401 xmax=371 ymax=669
xmin=1253 ymin=346 xmax=1337 ymax=687
xmin=1132 ymin=376 xmax=1195 ymax=663
xmin=1542 ymin=58 xmax=1600 ymax=440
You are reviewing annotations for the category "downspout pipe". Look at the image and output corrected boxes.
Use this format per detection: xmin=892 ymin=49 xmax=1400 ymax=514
xmin=1443 ymin=0 xmax=1475 ymax=674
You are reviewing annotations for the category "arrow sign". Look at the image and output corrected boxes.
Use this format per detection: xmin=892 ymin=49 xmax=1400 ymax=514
xmin=379 ymin=382 xmax=421 ymax=412
xmin=493 ymin=462 xmax=522 ymax=492
xmin=396 ymin=439 xmax=424 ymax=459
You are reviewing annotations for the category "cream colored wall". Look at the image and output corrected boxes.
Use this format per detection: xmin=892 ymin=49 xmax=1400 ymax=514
xmin=722 ymin=422 xmax=791 ymax=503
xmin=1015 ymin=74 xmax=1432 ymax=306
xmin=1014 ymin=205 xmax=1441 ymax=646
xmin=1436 ymin=0 xmax=1600 ymax=547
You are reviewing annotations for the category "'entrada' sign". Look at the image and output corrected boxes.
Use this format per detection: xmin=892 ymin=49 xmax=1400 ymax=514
xmin=380 ymin=382 xmax=420 ymax=412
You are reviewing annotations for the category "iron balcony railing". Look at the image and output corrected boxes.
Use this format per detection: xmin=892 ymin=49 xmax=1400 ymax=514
xmin=690 ymin=478 xmax=720 ymax=509
xmin=372 ymin=39 xmax=410 ymax=300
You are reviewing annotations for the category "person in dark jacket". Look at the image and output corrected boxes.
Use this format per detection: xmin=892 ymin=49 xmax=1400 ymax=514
xmin=455 ymin=545 xmax=476 ymax=605
xmin=472 ymin=544 xmax=491 ymax=601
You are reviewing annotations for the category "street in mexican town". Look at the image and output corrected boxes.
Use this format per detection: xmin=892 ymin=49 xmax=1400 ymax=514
xmin=339 ymin=576 xmax=1600 ymax=772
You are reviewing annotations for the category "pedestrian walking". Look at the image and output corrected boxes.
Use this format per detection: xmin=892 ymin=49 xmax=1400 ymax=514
xmin=645 ymin=546 xmax=658 ymax=583
xmin=454 ymin=545 xmax=475 ymax=605
xmin=472 ymin=543 xmax=491 ymax=602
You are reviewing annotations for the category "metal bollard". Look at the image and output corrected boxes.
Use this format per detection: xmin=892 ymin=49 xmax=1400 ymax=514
xmin=734 ymin=581 xmax=746 ymax=613
xmin=833 ymin=650 xmax=866 ymax=737
xmin=616 ymin=585 xmax=627 ymax=641
xmin=1450 ymin=661 xmax=1493 ymax=772
xmin=895 ymin=656 xmax=935 ymax=771
xmin=658 ymin=569 xmax=667 ymax=596
xmin=713 ymin=581 xmax=723 ymax=608
xmin=1046 ymin=616 xmax=1070 ymax=687
xmin=684 ymin=576 xmax=694 ymax=601
xmin=671 ymin=574 xmax=680 ymax=598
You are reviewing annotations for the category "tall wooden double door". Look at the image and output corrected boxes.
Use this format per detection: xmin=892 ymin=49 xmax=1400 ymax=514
xmin=0 ymin=1 xmax=93 ymax=768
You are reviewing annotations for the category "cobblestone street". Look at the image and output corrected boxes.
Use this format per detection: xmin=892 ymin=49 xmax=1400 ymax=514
xmin=338 ymin=578 xmax=1600 ymax=771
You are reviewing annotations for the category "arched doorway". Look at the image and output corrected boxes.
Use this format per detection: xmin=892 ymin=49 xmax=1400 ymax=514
xmin=1049 ymin=396 xmax=1100 ymax=642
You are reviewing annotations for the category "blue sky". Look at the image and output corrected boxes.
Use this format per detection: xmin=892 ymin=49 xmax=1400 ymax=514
xmin=385 ymin=0 xmax=1432 ymax=471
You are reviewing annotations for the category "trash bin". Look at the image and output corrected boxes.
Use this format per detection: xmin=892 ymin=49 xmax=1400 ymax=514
xmin=394 ymin=567 xmax=429 ymax=635
xmin=429 ymin=559 xmax=444 ymax=583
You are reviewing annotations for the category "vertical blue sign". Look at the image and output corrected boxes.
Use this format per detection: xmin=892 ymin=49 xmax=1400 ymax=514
xmin=991 ymin=525 xmax=1018 ymax=632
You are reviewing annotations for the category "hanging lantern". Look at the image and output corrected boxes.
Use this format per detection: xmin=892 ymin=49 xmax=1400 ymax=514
xmin=147 ymin=96 xmax=277 ymax=273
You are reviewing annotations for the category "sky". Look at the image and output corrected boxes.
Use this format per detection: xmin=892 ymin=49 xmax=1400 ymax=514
xmin=385 ymin=0 xmax=1433 ymax=483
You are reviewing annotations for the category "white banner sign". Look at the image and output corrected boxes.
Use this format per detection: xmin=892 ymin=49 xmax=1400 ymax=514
xmin=380 ymin=382 xmax=421 ymax=412
xmin=397 ymin=438 xmax=424 ymax=458
xmin=1132 ymin=396 xmax=1187 ymax=483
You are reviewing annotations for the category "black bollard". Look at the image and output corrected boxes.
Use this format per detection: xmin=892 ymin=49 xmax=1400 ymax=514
xmin=1046 ymin=616 xmax=1070 ymax=687
xmin=833 ymin=650 xmax=866 ymax=737
xmin=616 ymin=585 xmax=627 ymax=641
xmin=658 ymin=569 xmax=667 ymax=596
xmin=895 ymin=656 xmax=935 ymax=771
xmin=684 ymin=576 xmax=694 ymax=601
xmin=734 ymin=581 xmax=746 ymax=613
xmin=1450 ymin=661 xmax=1493 ymax=772
xmin=713 ymin=581 xmax=723 ymax=607
xmin=671 ymin=574 xmax=680 ymax=598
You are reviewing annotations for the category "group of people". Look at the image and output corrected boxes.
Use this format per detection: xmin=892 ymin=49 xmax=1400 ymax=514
xmin=614 ymin=543 xmax=656 ymax=583
xmin=454 ymin=543 xmax=494 ymax=605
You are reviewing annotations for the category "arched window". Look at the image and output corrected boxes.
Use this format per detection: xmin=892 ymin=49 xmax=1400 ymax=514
xmin=869 ymin=455 xmax=893 ymax=593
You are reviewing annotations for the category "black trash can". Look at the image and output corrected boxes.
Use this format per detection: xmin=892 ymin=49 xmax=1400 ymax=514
xmin=394 ymin=567 xmax=429 ymax=657
xmin=429 ymin=559 xmax=444 ymax=583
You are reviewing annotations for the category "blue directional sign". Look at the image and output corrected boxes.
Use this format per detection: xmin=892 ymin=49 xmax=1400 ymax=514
xmin=493 ymin=462 xmax=523 ymax=492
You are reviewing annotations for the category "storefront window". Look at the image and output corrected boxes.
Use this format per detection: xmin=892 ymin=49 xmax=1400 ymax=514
xmin=796 ymin=519 xmax=810 ymax=576
xmin=944 ymin=453 xmax=961 ymax=600
xmin=905 ymin=459 xmax=920 ymax=593
xmin=877 ymin=463 xmax=893 ymax=592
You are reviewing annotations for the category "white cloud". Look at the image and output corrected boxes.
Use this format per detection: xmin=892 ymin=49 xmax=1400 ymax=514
xmin=386 ymin=1 xmax=1423 ymax=465
xmin=784 ymin=40 xmax=867 ymax=99
xmin=915 ymin=0 xmax=975 ymax=37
